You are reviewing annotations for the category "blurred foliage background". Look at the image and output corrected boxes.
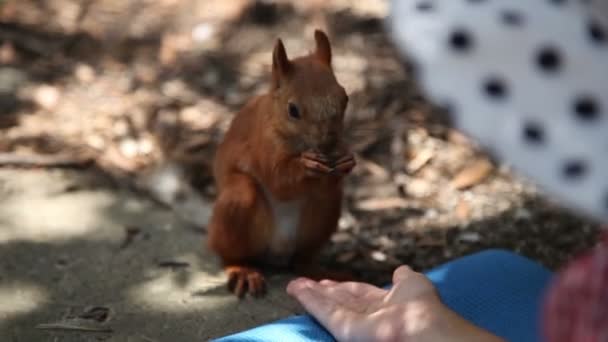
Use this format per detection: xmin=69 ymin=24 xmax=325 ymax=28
xmin=0 ymin=0 xmax=600 ymax=284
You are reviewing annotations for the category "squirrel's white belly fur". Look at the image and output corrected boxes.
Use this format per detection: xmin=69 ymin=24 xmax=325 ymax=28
xmin=261 ymin=186 xmax=302 ymax=266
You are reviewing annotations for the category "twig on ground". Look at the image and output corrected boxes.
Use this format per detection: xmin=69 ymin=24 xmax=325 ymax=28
xmin=35 ymin=323 xmax=113 ymax=333
xmin=0 ymin=153 xmax=94 ymax=168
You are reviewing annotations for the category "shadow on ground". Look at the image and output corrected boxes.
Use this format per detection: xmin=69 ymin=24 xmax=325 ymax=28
xmin=0 ymin=169 xmax=301 ymax=341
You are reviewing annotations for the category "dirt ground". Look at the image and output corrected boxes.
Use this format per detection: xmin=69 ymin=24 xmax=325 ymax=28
xmin=0 ymin=0 xmax=602 ymax=340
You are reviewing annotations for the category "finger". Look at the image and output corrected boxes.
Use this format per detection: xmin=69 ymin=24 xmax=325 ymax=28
xmin=392 ymin=265 xmax=414 ymax=284
xmin=290 ymin=279 xmax=384 ymax=308
xmin=334 ymin=281 xmax=386 ymax=299
xmin=319 ymin=279 xmax=338 ymax=286
xmin=287 ymin=277 xmax=315 ymax=295
xmin=315 ymin=283 xmax=357 ymax=306
xmin=288 ymin=279 xmax=336 ymax=318
xmin=293 ymin=286 xmax=363 ymax=341
xmin=288 ymin=278 xmax=352 ymax=305
xmin=305 ymin=280 xmax=369 ymax=313
xmin=385 ymin=267 xmax=438 ymax=305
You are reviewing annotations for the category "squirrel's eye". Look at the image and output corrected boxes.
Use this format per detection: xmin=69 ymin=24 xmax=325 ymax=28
xmin=288 ymin=103 xmax=300 ymax=120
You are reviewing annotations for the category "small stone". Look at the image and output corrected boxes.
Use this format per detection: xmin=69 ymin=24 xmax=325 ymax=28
xmin=374 ymin=236 xmax=396 ymax=249
xmin=405 ymin=178 xmax=433 ymax=198
xmin=74 ymin=63 xmax=95 ymax=83
xmin=134 ymin=63 xmax=158 ymax=84
xmin=0 ymin=42 xmax=17 ymax=64
xmin=180 ymin=106 xmax=202 ymax=121
xmin=458 ymin=232 xmax=480 ymax=243
xmin=455 ymin=199 xmax=471 ymax=220
xmin=371 ymin=250 xmax=388 ymax=262
xmin=162 ymin=79 xmax=188 ymax=98
xmin=112 ymin=120 xmax=129 ymax=137
xmin=0 ymin=67 xmax=26 ymax=93
xmin=331 ymin=232 xmax=351 ymax=243
xmin=86 ymin=134 xmax=105 ymax=150
xmin=138 ymin=138 xmax=154 ymax=155
xmin=33 ymin=85 xmax=60 ymax=110
xmin=192 ymin=23 xmax=216 ymax=43
xmin=514 ymin=208 xmax=532 ymax=220
xmin=225 ymin=88 xmax=243 ymax=106
xmin=337 ymin=251 xmax=357 ymax=263
xmin=338 ymin=212 xmax=356 ymax=231
xmin=425 ymin=209 xmax=439 ymax=219
xmin=119 ymin=139 xmax=139 ymax=158
xmin=202 ymin=70 xmax=220 ymax=87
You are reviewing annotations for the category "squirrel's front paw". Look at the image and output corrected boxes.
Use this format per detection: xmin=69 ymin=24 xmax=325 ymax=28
xmin=226 ymin=266 xmax=266 ymax=298
xmin=300 ymin=151 xmax=333 ymax=177
xmin=331 ymin=152 xmax=356 ymax=176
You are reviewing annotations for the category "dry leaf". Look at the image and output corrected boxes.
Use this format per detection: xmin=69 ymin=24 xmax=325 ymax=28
xmin=80 ymin=306 xmax=111 ymax=322
xmin=359 ymin=158 xmax=390 ymax=181
xmin=447 ymin=129 xmax=471 ymax=145
xmin=451 ymin=159 xmax=493 ymax=190
xmin=99 ymin=146 xmax=140 ymax=172
xmin=157 ymin=260 xmax=190 ymax=268
xmin=405 ymin=178 xmax=433 ymax=198
xmin=455 ymin=199 xmax=471 ymax=220
xmin=407 ymin=148 xmax=434 ymax=174
xmin=416 ymin=233 xmax=446 ymax=247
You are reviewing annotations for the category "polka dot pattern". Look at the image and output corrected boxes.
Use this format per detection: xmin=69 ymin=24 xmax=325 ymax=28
xmin=449 ymin=29 xmax=474 ymax=52
xmin=573 ymin=95 xmax=601 ymax=121
xmin=389 ymin=0 xmax=608 ymax=222
xmin=416 ymin=1 xmax=434 ymax=12
xmin=501 ymin=10 xmax=524 ymax=26
xmin=536 ymin=46 xmax=562 ymax=73
xmin=483 ymin=77 xmax=508 ymax=100
xmin=588 ymin=20 xmax=606 ymax=43
xmin=562 ymin=159 xmax=587 ymax=180
xmin=523 ymin=121 xmax=545 ymax=144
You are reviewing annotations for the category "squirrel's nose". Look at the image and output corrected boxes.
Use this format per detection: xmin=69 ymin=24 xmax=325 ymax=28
xmin=318 ymin=132 xmax=338 ymax=155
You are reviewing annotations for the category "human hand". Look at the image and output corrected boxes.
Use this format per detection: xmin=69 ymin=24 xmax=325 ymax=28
xmin=287 ymin=265 xmax=504 ymax=342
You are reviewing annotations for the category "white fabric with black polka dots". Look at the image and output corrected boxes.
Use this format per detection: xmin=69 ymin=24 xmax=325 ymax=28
xmin=389 ymin=0 xmax=608 ymax=223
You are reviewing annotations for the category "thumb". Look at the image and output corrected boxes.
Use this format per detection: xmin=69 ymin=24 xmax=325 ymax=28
xmin=392 ymin=265 xmax=414 ymax=284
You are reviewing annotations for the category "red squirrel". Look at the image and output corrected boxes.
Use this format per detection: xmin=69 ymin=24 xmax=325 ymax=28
xmin=207 ymin=29 xmax=355 ymax=298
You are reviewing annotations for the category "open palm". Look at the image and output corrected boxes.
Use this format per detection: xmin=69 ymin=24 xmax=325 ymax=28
xmin=287 ymin=266 xmax=504 ymax=342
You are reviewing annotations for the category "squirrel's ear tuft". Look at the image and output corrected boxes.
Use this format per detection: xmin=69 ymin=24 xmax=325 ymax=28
xmin=314 ymin=29 xmax=332 ymax=67
xmin=272 ymin=38 xmax=292 ymax=89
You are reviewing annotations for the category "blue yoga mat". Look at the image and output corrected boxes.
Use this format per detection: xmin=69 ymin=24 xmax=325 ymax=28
xmin=214 ymin=249 xmax=553 ymax=342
